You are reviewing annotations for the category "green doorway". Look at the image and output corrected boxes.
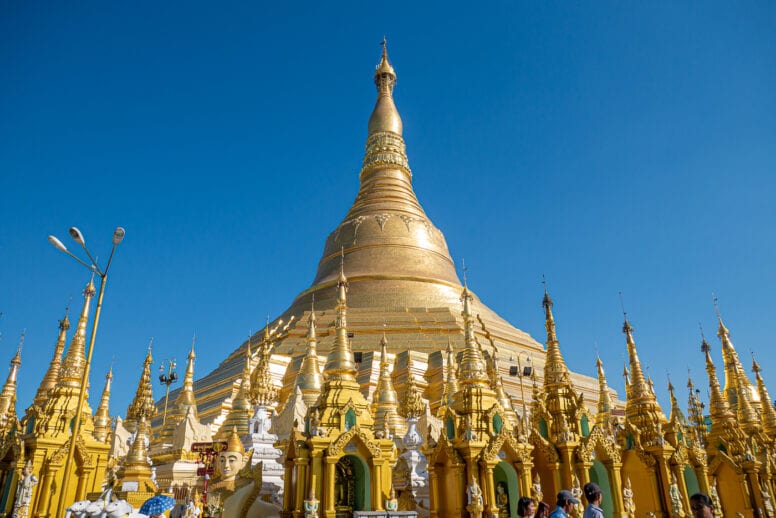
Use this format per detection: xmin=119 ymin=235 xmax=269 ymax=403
xmin=335 ymin=454 xmax=371 ymax=515
xmin=493 ymin=461 xmax=520 ymax=518
xmin=588 ymin=460 xmax=613 ymax=518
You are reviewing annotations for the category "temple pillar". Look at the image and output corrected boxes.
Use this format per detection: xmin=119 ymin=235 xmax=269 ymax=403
xmin=745 ymin=467 xmax=765 ymax=516
xmin=284 ymin=458 xmax=295 ymax=515
xmin=293 ymin=457 xmax=308 ymax=517
xmin=516 ymin=462 xmax=532 ymax=498
xmin=429 ymin=468 xmax=439 ymax=518
xmin=311 ymin=452 xmax=323 ymax=508
xmin=559 ymin=448 xmax=574 ymax=489
xmin=34 ymin=468 xmax=55 ymax=518
xmin=655 ymin=455 xmax=674 ymax=516
xmin=373 ymin=459 xmax=384 ymax=511
xmin=694 ymin=465 xmax=710 ymax=495
xmin=324 ymin=456 xmax=337 ymax=518
xmin=75 ymin=468 xmax=88 ymax=501
xmin=606 ymin=462 xmax=626 ymax=518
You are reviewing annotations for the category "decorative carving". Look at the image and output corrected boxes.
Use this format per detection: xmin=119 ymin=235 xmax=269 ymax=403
xmin=327 ymin=426 xmax=381 ymax=458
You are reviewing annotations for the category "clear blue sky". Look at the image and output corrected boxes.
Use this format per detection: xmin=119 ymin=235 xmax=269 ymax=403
xmin=2 ymin=2 xmax=775 ymax=418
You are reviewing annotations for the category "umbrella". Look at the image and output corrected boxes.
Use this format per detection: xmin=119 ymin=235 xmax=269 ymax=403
xmin=139 ymin=495 xmax=175 ymax=516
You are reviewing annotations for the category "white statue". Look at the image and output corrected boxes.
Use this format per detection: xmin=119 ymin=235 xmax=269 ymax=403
xmin=386 ymin=487 xmax=399 ymax=512
xmin=304 ymin=489 xmax=320 ymax=518
xmin=12 ymin=462 xmax=38 ymax=518
xmin=709 ymin=477 xmax=723 ymax=518
xmin=468 ymin=476 xmax=484 ymax=507
xmin=622 ymin=476 xmax=636 ymax=518
xmin=669 ymin=474 xmax=685 ymax=517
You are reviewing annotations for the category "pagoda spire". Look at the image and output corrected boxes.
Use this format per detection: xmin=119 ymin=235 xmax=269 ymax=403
xmin=751 ymin=354 xmax=776 ymax=437
xmin=367 ymin=38 xmax=402 ymax=138
xmin=125 ymin=340 xmax=155 ymax=433
xmin=621 ymin=313 xmax=667 ymax=446
xmin=595 ymin=355 xmax=613 ymax=427
xmin=217 ymin=338 xmax=254 ymax=438
xmin=714 ymin=303 xmax=759 ymax=414
xmin=295 ymin=298 xmax=323 ymax=407
xmin=32 ymin=307 xmax=70 ymax=408
xmin=686 ymin=373 xmax=708 ymax=446
xmin=667 ymin=378 xmax=687 ymax=427
xmin=542 ymin=285 xmax=571 ymax=387
xmin=159 ymin=338 xmax=199 ymax=442
xmin=58 ymin=278 xmax=96 ymax=389
xmin=702 ymin=336 xmax=734 ymax=426
xmin=93 ymin=366 xmax=113 ymax=442
xmin=372 ymin=332 xmax=405 ymax=436
xmin=457 ymin=285 xmax=489 ymax=386
xmin=323 ymin=252 xmax=357 ymax=380
xmin=0 ymin=334 xmax=23 ymax=429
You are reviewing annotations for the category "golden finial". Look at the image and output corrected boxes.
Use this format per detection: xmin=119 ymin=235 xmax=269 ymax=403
xmin=296 ymin=297 xmax=323 ymax=405
xmin=750 ymin=352 xmax=776 ymax=435
xmin=324 ymin=248 xmax=357 ymax=379
xmin=368 ymin=37 xmax=401 ymax=136
xmin=126 ymin=339 xmax=157 ymax=431
xmin=93 ymin=366 xmax=114 ymax=442
xmin=58 ymin=277 xmax=96 ymax=387
xmin=595 ymin=355 xmax=613 ymax=425
xmin=34 ymin=308 xmax=71 ymax=407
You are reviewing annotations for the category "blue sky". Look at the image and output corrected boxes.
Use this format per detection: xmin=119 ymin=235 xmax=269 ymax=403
xmin=1 ymin=2 xmax=775 ymax=418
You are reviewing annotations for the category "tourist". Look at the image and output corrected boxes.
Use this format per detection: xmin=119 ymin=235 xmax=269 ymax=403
xmin=536 ymin=501 xmax=550 ymax=518
xmin=549 ymin=490 xmax=579 ymax=518
xmin=582 ymin=482 xmax=604 ymax=518
xmin=517 ymin=496 xmax=535 ymax=517
xmin=689 ymin=493 xmax=714 ymax=518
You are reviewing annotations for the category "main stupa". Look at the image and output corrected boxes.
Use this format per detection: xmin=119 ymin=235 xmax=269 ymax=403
xmin=183 ymin=44 xmax=601 ymax=421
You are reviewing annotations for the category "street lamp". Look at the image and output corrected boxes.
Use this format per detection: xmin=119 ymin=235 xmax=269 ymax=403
xmin=159 ymin=358 xmax=178 ymax=426
xmin=49 ymin=226 xmax=124 ymax=515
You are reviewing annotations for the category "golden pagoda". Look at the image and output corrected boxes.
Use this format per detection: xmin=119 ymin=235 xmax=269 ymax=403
xmin=14 ymin=279 xmax=111 ymax=518
xmin=179 ymin=41 xmax=603 ymax=426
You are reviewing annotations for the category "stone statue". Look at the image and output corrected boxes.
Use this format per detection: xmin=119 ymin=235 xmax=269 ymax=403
xmin=622 ymin=476 xmax=636 ymax=518
xmin=310 ymin=408 xmax=326 ymax=437
xmin=185 ymin=491 xmax=203 ymax=518
xmin=669 ymin=474 xmax=685 ymax=517
xmin=496 ymin=482 xmax=509 ymax=518
xmin=468 ymin=476 xmax=484 ymax=507
xmin=12 ymin=461 xmax=38 ymax=518
xmin=531 ymin=472 xmax=543 ymax=504
xmin=571 ymin=475 xmax=584 ymax=517
xmin=304 ymin=489 xmax=319 ymax=518
xmin=709 ymin=477 xmax=723 ymax=518
xmin=386 ymin=487 xmax=399 ymax=512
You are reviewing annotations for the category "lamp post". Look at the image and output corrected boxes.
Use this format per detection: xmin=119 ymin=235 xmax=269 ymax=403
xmin=49 ymin=226 xmax=125 ymax=514
xmin=159 ymin=358 xmax=178 ymax=426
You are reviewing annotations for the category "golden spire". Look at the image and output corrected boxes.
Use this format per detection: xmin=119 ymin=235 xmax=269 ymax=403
xmin=58 ymin=278 xmax=96 ymax=388
xmin=667 ymin=378 xmax=687 ymax=427
xmin=323 ymin=252 xmax=357 ymax=380
xmin=541 ymin=284 xmax=571 ymax=387
xmin=621 ymin=313 xmax=667 ymax=446
xmin=714 ymin=301 xmax=760 ymax=411
xmin=0 ymin=334 xmax=23 ymax=427
xmin=159 ymin=337 xmax=200 ymax=441
xmin=595 ymin=355 xmax=613 ymax=427
xmin=457 ymin=285 xmax=489 ymax=386
xmin=125 ymin=340 xmax=156 ymax=432
xmin=125 ymin=416 xmax=152 ymax=468
xmin=250 ymin=322 xmax=279 ymax=407
xmin=368 ymin=37 xmax=402 ymax=137
xmin=217 ymin=339 xmax=253 ymax=438
xmin=373 ymin=332 xmax=404 ymax=435
xmin=32 ymin=307 xmax=70 ymax=408
xmin=93 ymin=366 xmax=113 ymax=442
xmin=751 ymin=355 xmax=776 ymax=437
xmin=686 ymin=373 xmax=707 ymax=445
xmin=443 ymin=338 xmax=458 ymax=403
xmin=295 ymin=298 xmax=323 ymax=407
xmin=702 ymin=336 xmax=734 ymax=425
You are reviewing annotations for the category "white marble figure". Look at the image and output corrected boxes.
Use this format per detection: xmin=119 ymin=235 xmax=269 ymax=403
xmin=392 ymin=415 xmax=430 ymax=515
xmin=11 ymin=463 xmax=38 ymax=518
xmin=468 ymin=477 xmax=484 ymax=507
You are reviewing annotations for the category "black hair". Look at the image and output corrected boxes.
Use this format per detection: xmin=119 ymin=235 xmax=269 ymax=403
xmin=517 ymin=497 xmax=533 ymax=516
xmin=690 ymin=493 xmax=713 ymax=507
xmin=584 ymin=482 xmax=602 ymax=503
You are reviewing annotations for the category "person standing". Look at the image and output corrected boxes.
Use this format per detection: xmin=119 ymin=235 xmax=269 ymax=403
xmin=582 ymin=482 xmax=604 ymax=518
xmin=536 ymin=501 xmax=551 ymax=518
xmin=549 ymin=490 xmax=580 ymax=518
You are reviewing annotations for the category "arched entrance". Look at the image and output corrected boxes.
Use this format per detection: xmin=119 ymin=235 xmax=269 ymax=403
xmin=335 ymin=455 xmax=371 ymax=516
xmin=588 ymin=460 xmax=613 ymax=518
xmin=493 ymin=461 xmax=520 ymax=518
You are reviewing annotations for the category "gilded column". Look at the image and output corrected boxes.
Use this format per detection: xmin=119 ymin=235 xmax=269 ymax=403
xmin=429 ymin=468 xmax=439 ymax=518
xmin=671 ymin=465 xmax=691 ymax=513
xmin=35 ymin=468 xmax=55 ymax=518
xmin=310 ymin=452 xmax=323 ymax=509
xmin=606 ymin=463 xmax=626 ymax=518
xmin=516 ymin=462 xmax=532 ymax=499
xmin=293 ymin=458 xmax=308 ymax=517
xmin=324 ymin=456 xmax=337 ymax=518
xmin=373 ymin=459 xmax=384 ymax=511
xmin=283 ymin=458 xmax=294 ymax=514
xmin=75 ymin=468 xmax=88 ymax=501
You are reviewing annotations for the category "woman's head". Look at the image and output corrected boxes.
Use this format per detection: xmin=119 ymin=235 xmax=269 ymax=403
xmin=536 ymin=501 xmax=550 ymax=518
xmin=517 ymin=497 xmax=535 ymax=517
